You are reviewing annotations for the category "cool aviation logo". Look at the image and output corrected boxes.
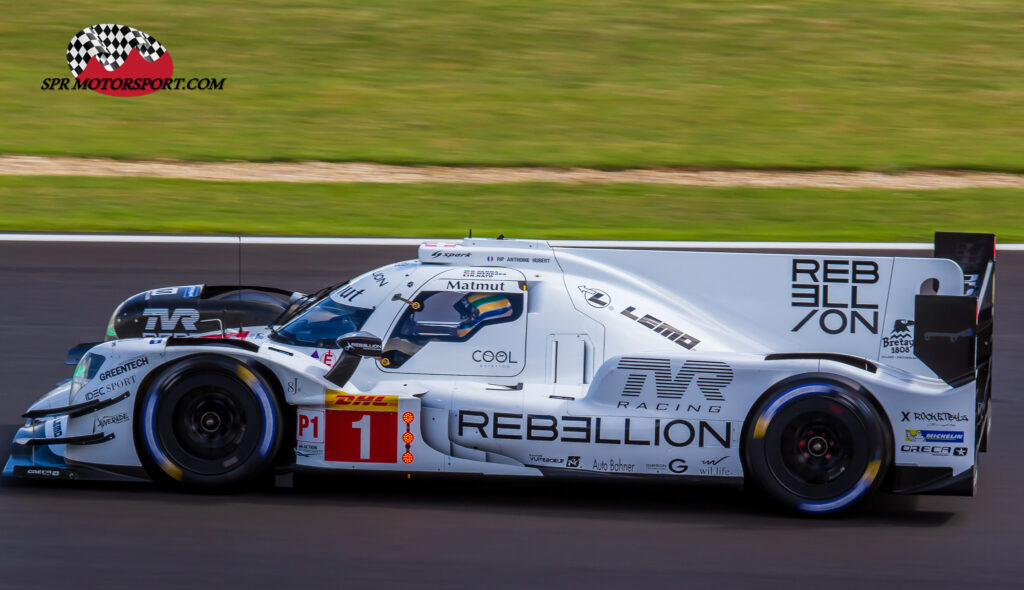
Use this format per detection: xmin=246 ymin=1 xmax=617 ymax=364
xmin=66 ymin=24 xmax=172 ymax=97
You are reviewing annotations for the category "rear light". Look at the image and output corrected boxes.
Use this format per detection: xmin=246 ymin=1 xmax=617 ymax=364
xmin=401 ymin=411 xmax=415 ymax=464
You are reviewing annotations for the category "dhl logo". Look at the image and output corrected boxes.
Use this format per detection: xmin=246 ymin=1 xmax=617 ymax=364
xmin=325 ymin=390 xmax=398 ymax=411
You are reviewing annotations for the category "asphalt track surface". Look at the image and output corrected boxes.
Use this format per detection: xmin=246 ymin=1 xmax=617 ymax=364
xmin=1 ymin=241 xmax=1022 ymax=589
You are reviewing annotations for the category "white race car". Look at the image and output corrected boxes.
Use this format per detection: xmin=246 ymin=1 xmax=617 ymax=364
xmin=4 ymin=233 xmax=995 ymax=514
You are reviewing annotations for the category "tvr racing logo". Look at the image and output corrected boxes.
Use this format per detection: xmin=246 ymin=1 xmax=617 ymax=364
xmin=41 ymin=24 xmax=225 ymax=96
xmin=615 ymin=357 xmax=733 ymax=403
xmin=142 ymin=308 xmax=199 ymax=337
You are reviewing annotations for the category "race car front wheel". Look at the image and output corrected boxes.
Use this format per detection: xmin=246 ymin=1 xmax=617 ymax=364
xmin=135 ymin=355 xmax=284 ymax=489
xmin=743 ymin=378 xmax=891 ymax=515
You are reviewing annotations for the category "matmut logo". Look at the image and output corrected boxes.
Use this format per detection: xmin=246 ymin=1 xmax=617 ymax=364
xmin=325 ymin=391 xmax=398 ymax=412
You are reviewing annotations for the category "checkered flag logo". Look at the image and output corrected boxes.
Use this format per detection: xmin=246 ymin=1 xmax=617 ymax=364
xmin=66 ymin=24 xmax=167 ymax=78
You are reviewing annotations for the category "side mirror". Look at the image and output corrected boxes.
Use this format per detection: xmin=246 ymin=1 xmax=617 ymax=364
xmin=335 ymin=331 xmax=383 ymax=358
xmin=325 ymin=332 xmax=383 ymax=387
xmin=392 ymin=293 xmax=422 ymax=310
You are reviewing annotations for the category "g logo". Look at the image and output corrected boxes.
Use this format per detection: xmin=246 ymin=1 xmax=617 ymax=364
xmin=669 ymin=459 xmax=688 ymax=474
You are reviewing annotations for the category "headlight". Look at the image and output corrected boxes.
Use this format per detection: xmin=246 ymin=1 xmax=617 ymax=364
xmin=105 ymin=301 xmax=125 ymax=341
xmin=69 ymin=352 xmax=106 ymax=403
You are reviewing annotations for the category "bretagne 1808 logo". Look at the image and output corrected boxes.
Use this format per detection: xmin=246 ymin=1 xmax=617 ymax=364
xmin=41 ymin=24 xmax=224 ymax=96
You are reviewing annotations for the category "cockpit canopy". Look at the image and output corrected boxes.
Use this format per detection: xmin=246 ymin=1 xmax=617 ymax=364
xmin=399 ymin=292 xmax=515 ymax=340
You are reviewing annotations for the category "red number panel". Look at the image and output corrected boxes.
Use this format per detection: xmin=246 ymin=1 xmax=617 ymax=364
xmin=325 ymin=409 xmax=398 ymax=463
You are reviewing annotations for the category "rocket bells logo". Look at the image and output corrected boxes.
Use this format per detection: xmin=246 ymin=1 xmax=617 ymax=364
xmin=42 ymin=24 xmax=225 ymax=97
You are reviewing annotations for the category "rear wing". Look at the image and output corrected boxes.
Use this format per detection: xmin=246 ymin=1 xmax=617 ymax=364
xmin=915 ymin=232 xmax=995 ymax=449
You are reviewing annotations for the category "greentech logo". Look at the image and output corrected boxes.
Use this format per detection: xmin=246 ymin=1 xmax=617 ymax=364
xmin=41 ymin=24 xmax=225 ymax=97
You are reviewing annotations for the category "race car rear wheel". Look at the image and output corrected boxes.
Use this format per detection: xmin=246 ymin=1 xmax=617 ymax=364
xmin=743 ymin=378 xmax=891 ymax=514
xmin=135 ymin=355 xmax=283 ymax=489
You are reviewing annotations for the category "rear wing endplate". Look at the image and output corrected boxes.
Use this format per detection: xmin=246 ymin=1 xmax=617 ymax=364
xmin=915 ymin=232 xmax=995 ymax=449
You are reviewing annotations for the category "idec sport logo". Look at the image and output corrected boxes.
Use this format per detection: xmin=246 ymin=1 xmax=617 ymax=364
xmin=42 ymin=24 xmax=224 ymax=96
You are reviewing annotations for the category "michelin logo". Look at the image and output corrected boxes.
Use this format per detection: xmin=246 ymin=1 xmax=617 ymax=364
xmin=905 ymin=430 xmax=964 ymax=443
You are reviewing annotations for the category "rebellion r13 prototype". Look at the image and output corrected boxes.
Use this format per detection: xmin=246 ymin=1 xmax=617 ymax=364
xmin=4 ymin=233 xmax=995 ymax=514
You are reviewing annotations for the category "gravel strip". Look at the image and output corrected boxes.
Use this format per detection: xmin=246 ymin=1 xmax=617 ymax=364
xmin=3 ymin=155 xmax=1024 ymax=189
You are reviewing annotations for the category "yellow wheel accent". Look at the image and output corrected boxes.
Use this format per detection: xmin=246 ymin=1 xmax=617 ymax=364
xmin=861 ymin=459 xmax=881 ymax=484
xmin=235 ymin=365 xmax=258 ymax=388
xmin=160 ymin=460 xmax=183 ymax=481
xmin=753 ymin=416 xmax=770 ymax=439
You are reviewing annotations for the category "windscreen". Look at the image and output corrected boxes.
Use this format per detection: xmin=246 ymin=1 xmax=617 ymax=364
xmin=271 ymin=297 xmax=372 ymax=348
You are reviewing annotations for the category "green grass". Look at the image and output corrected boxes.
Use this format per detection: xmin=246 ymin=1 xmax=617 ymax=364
xmin=0 ymin=176 xmax=1017 ymax=241
xmin=4 ymin=1 xmax=1024 ymax=169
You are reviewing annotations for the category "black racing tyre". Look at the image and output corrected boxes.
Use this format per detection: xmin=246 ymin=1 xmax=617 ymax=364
xmin=743 ymin=377 xmax=891 ymax=515
xmin=134 ymin=355 xmax=284 ymax=489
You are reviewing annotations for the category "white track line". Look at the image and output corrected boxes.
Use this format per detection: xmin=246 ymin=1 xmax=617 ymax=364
xmin=0 ymin=233 xmax=1020 ymax=250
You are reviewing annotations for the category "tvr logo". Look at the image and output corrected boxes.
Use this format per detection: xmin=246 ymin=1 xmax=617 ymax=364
xmin=142 ymin=307 xmax=199 ymax=336
xmin=616 ymin=357 xmax=733 ymax=401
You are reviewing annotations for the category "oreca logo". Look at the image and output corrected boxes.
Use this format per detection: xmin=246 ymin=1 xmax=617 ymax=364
xmin=472 ymin=350 xmax=519 ymax=364
xmin=66 ymin=24 xmax=173 ymax=97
